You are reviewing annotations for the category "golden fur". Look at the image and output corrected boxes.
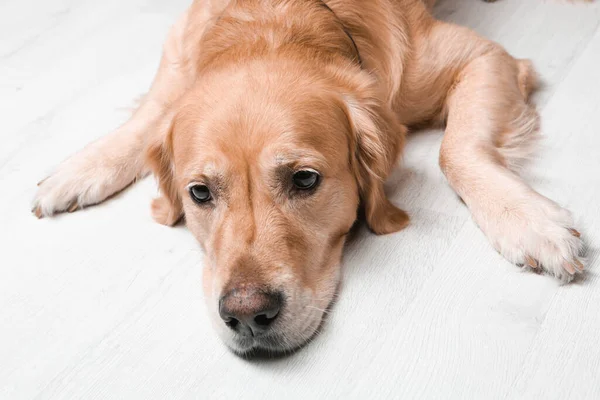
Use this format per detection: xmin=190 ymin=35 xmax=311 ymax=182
xmin=33 ymin=0 xmax=584 ymax=353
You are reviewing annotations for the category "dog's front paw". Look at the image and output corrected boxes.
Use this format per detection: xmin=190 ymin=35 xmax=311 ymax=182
xmin=32 ymin=140 xmax=141 ymax=218
xmin=477 ymin=192 xmax=584 ymax=281
xmin=32 ymin=157 xmax=106 ymax=218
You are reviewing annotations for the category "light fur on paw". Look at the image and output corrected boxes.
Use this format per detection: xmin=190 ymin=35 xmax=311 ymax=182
xmin=33 ymin=162 xmax=111 ymax=217
xmin=32 ymin=147 xmax=142 ymax=218
xmin=476 ymin=192 xmax=584 ymax=282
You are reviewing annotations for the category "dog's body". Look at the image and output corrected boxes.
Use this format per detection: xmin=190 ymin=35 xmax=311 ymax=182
xmin=33 ymin=0 xmax=584 ymax=354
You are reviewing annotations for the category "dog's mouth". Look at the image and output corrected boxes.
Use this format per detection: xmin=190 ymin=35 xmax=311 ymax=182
xmin=230 ymin=334 xmax=294 ymax=356
xmin=227 ymin=323 xmax=316 ymax=356
xmin=229 ymin=328 xmax=324 ymax=358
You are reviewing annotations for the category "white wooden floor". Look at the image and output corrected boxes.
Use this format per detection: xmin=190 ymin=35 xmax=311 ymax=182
xmin=1 ymin=0 xmax=600 ymax=398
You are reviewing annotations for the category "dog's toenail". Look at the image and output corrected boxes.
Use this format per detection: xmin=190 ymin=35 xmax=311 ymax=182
xmin=525 ymin=256 xmax=538 ymax=269
xmin=569 ymin=228 xmax=581 ymax=238
xmin=563 ymin=262 xmax=576 ymax=275
xmin=67 ymin=202 xmax=79 ymax=213
xmin=33 ymin=207 xmax=43 ymax=219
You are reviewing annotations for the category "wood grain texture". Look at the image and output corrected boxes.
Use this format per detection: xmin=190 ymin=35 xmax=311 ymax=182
xmin=0 ymin=0 xmax=599 ymax=398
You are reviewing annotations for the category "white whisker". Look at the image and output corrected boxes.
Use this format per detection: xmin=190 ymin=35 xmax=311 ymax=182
xmin=306 ymin=305 xmax=330 ymax=314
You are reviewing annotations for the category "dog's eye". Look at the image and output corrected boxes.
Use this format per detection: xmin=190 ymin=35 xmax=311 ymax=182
xmin=189 ymin=184 xmax=212 ymax=203
xmin=292 ymin=170 xmax=320 ymax=190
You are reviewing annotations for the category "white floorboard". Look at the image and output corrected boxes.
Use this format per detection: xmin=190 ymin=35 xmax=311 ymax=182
xmin=1 ymin=0 xmax=599 ymax=399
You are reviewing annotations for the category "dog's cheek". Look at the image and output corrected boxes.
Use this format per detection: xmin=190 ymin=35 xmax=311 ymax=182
xmin=182 ymin=203 xmax=218 ymax=249
xmin=202 ymin=264 xmax=216 ymax=305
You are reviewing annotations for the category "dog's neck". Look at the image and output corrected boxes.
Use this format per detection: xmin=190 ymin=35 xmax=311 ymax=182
xmin=196 ymin=0 xmax=363 ymax=73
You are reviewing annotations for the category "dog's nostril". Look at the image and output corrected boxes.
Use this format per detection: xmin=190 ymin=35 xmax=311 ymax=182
xmin=225 ymin=317 xmax=239 ymax=330
xmin=254 ymin=312 xmax=278 ymax=327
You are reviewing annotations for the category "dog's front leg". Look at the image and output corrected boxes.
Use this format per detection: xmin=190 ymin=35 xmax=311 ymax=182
xmin=32 ymin=11 xmax=194 ymax=217
xmin=439 ymin=46 xmax=584 ymax=281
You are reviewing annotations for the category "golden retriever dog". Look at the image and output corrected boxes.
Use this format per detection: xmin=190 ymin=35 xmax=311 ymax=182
xmin=32 ymin=0 xmax=584 ymax=354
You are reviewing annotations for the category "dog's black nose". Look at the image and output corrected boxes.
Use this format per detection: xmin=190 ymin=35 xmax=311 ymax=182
xmin=219 ymin=288 xmax=282 ymax=337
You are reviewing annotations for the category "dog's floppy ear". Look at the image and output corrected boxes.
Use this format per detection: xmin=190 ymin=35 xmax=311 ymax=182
xmin=343 ymin=94 xmax=409 ymax=235
xmin=145 ymin=112 xmax=183 ymax=226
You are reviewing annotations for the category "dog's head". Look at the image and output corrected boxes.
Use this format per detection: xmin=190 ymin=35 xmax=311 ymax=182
xmin=145 ymin=57 xmax=408 ymax=354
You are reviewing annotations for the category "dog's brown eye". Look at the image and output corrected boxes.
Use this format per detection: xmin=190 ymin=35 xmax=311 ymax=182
xmin=292 ymin=170 xmax=320 ymax=190
xmin=189 ymin=184 xmax=211 ymax=203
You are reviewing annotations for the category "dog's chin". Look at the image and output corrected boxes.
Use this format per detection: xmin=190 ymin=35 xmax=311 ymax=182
xmin=226 ymin=335 xmax=303 ymax=358
xmin=226 ymin=331 xmax=320 ymax=359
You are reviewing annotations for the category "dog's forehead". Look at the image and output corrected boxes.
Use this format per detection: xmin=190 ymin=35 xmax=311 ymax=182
xmin=176 ymin=129 xmax=332 ymax=178
xmin=175 ymin=92 xmax=349 ymax=166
